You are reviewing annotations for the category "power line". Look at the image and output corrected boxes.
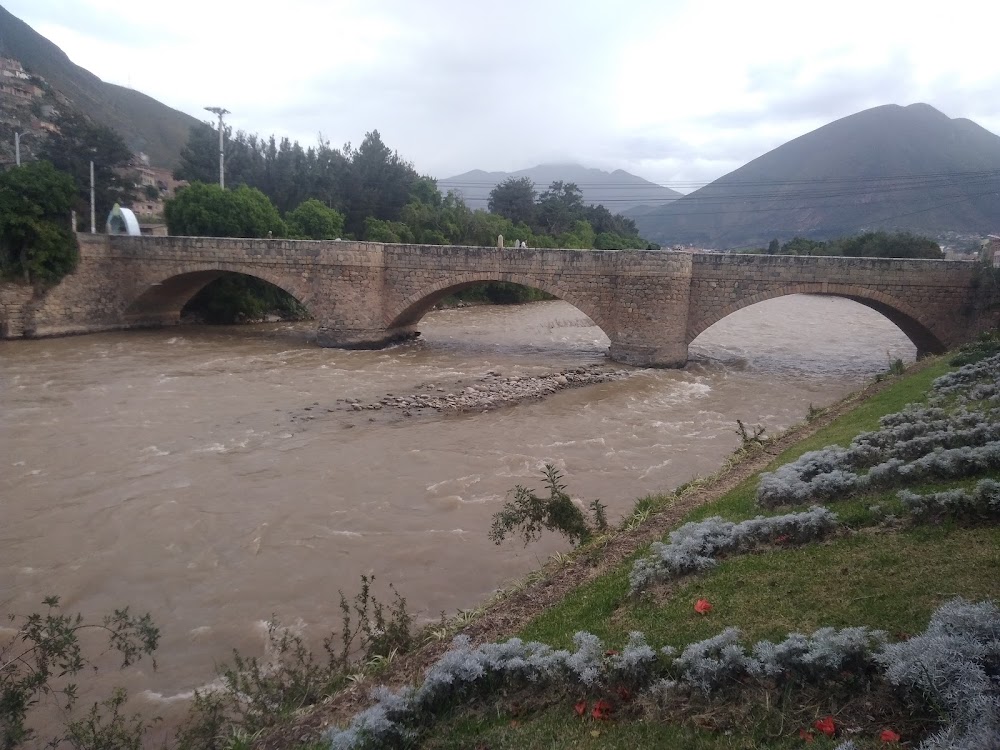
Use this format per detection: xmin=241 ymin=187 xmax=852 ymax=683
xmin=439 ymin=168 xmax=1000 ymax=192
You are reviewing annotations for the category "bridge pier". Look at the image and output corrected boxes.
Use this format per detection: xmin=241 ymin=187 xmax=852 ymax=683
xmin=315 ymin=324 xmax=419 ymax=349
xmin=609 ymin=341 xmax=689 ymax=368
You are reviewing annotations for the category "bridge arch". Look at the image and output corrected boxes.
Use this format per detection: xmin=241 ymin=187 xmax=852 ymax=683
xmin=122 ymin=264 xmax=314 ymax=327
xmin=384 ymin=273 xmax=614 ymax=342
xmin=687 ymin=283 xmax=946 ymax=355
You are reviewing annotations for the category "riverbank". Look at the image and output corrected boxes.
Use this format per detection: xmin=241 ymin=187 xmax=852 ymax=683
xmin=252 ymin=348 xmax=1000 ymax=749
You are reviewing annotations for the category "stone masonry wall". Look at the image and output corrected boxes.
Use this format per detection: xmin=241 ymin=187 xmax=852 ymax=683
xmin=688 ymin=254 xmax=978 ymax=354
xmin=0 ymin=283 xmax=35 ymax=338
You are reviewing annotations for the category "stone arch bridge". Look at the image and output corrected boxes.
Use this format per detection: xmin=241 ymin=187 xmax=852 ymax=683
xmin=0 ymin=234 xmax=988 ymax=367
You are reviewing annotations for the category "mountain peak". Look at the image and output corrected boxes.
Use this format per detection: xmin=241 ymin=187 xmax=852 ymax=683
xmin=632 ymin=103 xmax=1000 ymax=247
xmin=440 ymin=163 xmax=681 ymax=211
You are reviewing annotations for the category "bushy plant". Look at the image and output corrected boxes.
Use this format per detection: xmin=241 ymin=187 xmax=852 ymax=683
xmin=898 ymin=479 xmax=1000 ymax=522
xmin=322 ymin=599 xmax=997 ymax=750
xmin=629 ymin=506 xmax=838 ymax=594
xmin=489 ymin=465 xmax=608 ymax=547
xmin=1 ymin=596 xmax=158 ymax=750
xmin=751 ymin=627 xmax=887 ymax=683
xmin=673 ymin=628 xmax=755 ymax=695
xmin=876 ymin=598 xmax=1000 ymax=750
xmin=177 ymin=576 xmax=414 ymax=748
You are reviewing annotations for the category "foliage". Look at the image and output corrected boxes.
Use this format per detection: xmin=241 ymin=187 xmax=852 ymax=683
xmin=756 ymin=355 xmax=1000 ymax=508
xmin=733 ymin=420 xmax=768 ymax=450
xmin=286 ymin=199 xmax=345 ymax=240
xmin=333 ymin=575 xmax=414 ymax=667
xmin=777 ymin=231 xmax=944 ymax=259
xmin=949 ymin=332 xmax=1000 ymax=367
xmin=876 ymin=598 xmax=1000 ymax=750
xmin=488 ymin=177 xmax=536 ymax=226
xmin=0 ymin=160 xmax=78 ymax=283
xmin=489 ymin=465 xmax=609 ymax=548
xmin=0 ymin=596 xmax=158 ymax=750
xmin=897 ymin=478 xmax=1000 ymax=523
xmin=63 ymin=687 xmax=156 ymax=750
xmin=174 ymin=124 xmax=649 ymax=251
xmin=628 ymin=506 xmax=839 ymax=594
xmin=181 ymin=274 xmax=309 ymax=324
xmin=447 ymin=282 xmax=553 ymax=306
xmin=164 ymin=182 xmax=286 ymax=238
xmin=324 ymin=599 xmax=994 ymax=750
xmin=37 ymin=110 xmax=136 ymax=225
xmin=176 ymin=576 xmax=414 ymax=747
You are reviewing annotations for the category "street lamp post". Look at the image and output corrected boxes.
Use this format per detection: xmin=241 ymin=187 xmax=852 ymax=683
xmin=14 ymin=132 xmax=26 ymax=166
xmin=204 ymin=106 xmax=230 ymax=189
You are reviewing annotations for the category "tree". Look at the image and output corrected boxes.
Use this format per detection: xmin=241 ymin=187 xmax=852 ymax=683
xmin=782 ymin=237 xmax=829 ymax=255
xmin=164 ymin=182 xmax=285 ymax=238
xmin=38 ymin=111 xmax=135 ymax=226
xmin=0 ymin=160 xmax=78 ymax=283
xmin=536 ymin=181 xmax=585 ymax=236
xmin=174 ymin=123 xmax=221 ymax=185
xmin=831 ymin=231 xmax=943 ymax=259
xmin=343 ymin=130 xmax=419 ymax=236
xmin=488 ymin=177 xmax=536 ymax=225
xmin=767 ymin=238 xmax=780 ymax=255
xmin=286 ymin=199 xmax=344 ymax=239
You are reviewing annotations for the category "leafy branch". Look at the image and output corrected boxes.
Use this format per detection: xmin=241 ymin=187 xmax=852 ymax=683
xmin=489 ymin=465 xmax=608 ymax=547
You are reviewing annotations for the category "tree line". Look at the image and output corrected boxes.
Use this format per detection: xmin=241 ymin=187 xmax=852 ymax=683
xmin=171 ymin=125 xmax=652 ymax=251
xmin=761 ymin=232 xmax=944 ymax=259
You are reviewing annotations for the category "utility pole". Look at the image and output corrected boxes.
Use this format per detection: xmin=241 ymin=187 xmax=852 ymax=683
xmin=90 ymin=160 xmax=96 ymax=233
xmin=14 ymin=132 xmax=21 ymax=166
xmin=204 ymin=106 xmax=230 ymax=189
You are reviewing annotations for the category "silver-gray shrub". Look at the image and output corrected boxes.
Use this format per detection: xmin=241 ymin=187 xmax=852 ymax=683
xmin=324 ymin=599 xmax=997 ymax=749
xmin=629 ymin=506 xmax=838 ymax=594
xmin=931 ymin=353 xmax=1000 ymax=396
xmin=876 ymin=598 xmax=1000 ymax=750
xmin=758 ymin=436 xmax=1000 ymax=508
xmin=673 ymin=628 xmax=757 ymax=695
xmin=673 ymin=624 xmax=885 ymax=695
xmin=899 ymin=479 xmax=1000 ymax=522
xmin=751 ymin=627 xmax=887 ymax=682
xmin=324 ymin=630 xmax=642 ymax=749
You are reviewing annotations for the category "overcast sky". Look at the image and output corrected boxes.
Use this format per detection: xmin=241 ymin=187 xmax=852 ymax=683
xmin=5 ymin=0 xmax=1000 ymax=189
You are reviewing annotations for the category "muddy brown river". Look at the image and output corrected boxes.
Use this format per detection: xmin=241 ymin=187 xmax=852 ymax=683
xmin=1 ymin=295 xmax=915 ymax=739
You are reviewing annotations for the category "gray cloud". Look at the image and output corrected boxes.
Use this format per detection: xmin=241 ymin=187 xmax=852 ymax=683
xmin=7 ymin=0 xmax=1000 ymax=189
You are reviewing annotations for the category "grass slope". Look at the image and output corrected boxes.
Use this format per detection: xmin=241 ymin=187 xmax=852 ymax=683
xmin=421 ymin=356 xmax=1000 ymax=749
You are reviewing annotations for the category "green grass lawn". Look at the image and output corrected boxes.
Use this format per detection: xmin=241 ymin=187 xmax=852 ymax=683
xmin=353 ymin=357 xmax=1000 ymax=749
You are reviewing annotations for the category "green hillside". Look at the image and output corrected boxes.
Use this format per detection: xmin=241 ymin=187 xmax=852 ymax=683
xmin=0 ymin=4 xmax=201 ymax=168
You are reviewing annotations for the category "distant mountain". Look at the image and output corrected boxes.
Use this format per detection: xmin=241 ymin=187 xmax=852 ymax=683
xmin=633 ymin=103 xmax=1000 ymax=248
xmin=439 ymin=163 xmax=682 ymax=212
xmin=0 ymin=4 xmax=201 ymax=168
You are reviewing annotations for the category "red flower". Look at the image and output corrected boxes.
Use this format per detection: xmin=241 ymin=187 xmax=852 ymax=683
xmin=574 ymin=700 xmax=587 ymax=717
xmin=616 ymin=685 xmax=632 ymax=702
xmin=604 ymin=649 xmax=620 ymax=656
xmin=798 ymin=728 xmax=814 ymax=743
xmin=880 ymin=729 xmax=901 ymax=743
xmin=775 ymin=534 xmax=790 ymax=544
xmin=591 ymin=698 xmax=613 ymax=720
xmin=694 ymin=598 xmax=713 ymax=615
xmin=814 ymin=716 xmax=836 ymax=737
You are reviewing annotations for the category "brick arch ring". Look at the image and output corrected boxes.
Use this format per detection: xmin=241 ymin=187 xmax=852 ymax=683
xmin=686 ymin=282 xmax=946 ymax=354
